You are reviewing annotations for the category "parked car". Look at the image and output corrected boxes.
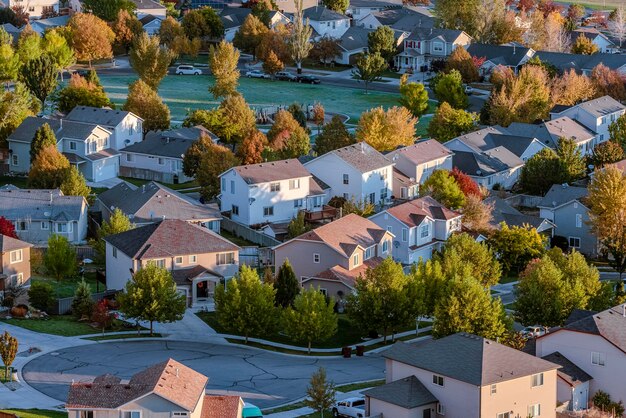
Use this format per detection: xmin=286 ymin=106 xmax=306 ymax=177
xmin=297 ymin=74 xmax=321 ymax=84
xmin=245 ymin=69 xmax=271 ymax=79
xmin=242 ymin=402 xmax=263 ymax=418
xmin=332 ymin=397 xmax=365 ymax=418
xmin=464 ymin=84 xmax=474 ymax=94
xmin=521 ymin=325 xmax=549 ymax=339
xmin=176 ymin=65 xmax=201 ymax=75
xmin=275 ymin=71 xmax=298 ymax=81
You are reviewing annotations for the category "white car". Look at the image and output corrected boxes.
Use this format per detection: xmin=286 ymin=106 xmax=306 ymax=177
xmin=332 ymin=397 xmax=365 ymax=418
xmin=176 ymin=65 xmax=201 ymax=75
xmin=521 ymin=325 xmax=549 ymax=339
xmin=245 ymin=69 xmax=270 ymax=79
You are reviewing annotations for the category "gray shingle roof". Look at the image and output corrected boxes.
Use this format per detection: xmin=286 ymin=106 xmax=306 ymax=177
xmin=384 ymin=333 xmax=560 ymax=386
xmin=507 ymin=117 xmax=595 ymax=147
xmin=231 ymin=159 xmax=311 ymax=184
xmin=339 ymin=26 xmax=373 ymax=51
xmin=0 ymin=189 xmax=85 ymax=222
xmin=65 ymin=106 xmax=138 ymax=127
xmin=220 ymin=7 xmax=251 ymax=29
xmin=467 ymin=43 xmax=533 ymax=67
xmin=122 ymin=126 xmax=216 ymax=158
xmin=368 ymin=7 xmax=433 ymax=30
xmin=303 ymin=6 xmax=347 ymax=21
xmin=453 ymin=130 xmax=539 ymax=158
xmin=538 ymin=184 xmax=588 ymax=209
xmin=387 ymin=139 xmax=453 ymax=167
xmin=0 ymin=234 xmax=32 ymax=252
xmin=541 ymin=352 xmax=592 ymax=387
xmin=535 ymin=51 xmax=626 ymax=73
xmin=407 ymin=27 xmax=466 ymax=43
xmin=486 ymin=196 xmax=551 ymax=230
xmin=555 ymin=95 xmax=626 ymax=118
xmin=7 ymin=117 xmax=110 ymax=144
xmin=452 ymin=148 xmax=521 ymax=177
xmin=325 ymin=142 xmax=392 ymax=173
xmin=364 ymin=376 xmax=438 ymax=409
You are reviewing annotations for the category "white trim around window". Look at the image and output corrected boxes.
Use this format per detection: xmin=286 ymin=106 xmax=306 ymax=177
xmin=10 ymin=249 xmax=23 ymax=264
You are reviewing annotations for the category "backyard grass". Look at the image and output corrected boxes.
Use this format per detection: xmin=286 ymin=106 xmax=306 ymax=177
xmin=1 ymin=410 xmax=67 ymax=418
xmin=32 ymin=272 xmax=103 ymax=299
xmin=219 ymin=228 xmax=257 ymax=247
xmin=0 ymin=315 xmax=127 ymax=337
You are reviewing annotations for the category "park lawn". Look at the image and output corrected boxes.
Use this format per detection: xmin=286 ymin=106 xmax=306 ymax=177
xmin=557 ymin=0 xmax=621 ymax=9
xmin=32 ymin=272 xmax=103 ymax=299
xmin=1 ymin=410 xmax=67 ymax=418
xmin=0 ymin=315 xmax=122 ymax=337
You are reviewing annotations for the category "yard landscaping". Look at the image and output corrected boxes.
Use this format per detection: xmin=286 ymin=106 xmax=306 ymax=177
xmin=0 ymin=315 xmax=135 ymax=337
xmin=0 ymin=410 xmax=66 ymax=418
xmin=31 ymin=272 xmax=103 ymax=299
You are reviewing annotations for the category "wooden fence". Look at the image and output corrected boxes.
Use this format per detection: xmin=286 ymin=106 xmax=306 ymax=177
xmin=221 ymin=218 xmax=280 ymax=247
xmin=52 ymin=290 xmax=118 ymax=315
xmin=0 ymin=412 xmax=18 ymax=418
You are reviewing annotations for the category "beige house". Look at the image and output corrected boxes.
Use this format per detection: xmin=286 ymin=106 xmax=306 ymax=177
xmin=273 ymin=214 xmax=394 ymax=300
xmin=104 ymin=219 xmax=239 ymax=307
xmin=0 ymin=234 xmax=32 ymax=295
xmin=365 ymin=333 xmax=560 ymax=418
xmin=66 ymin=358 xmax=243 ymax=418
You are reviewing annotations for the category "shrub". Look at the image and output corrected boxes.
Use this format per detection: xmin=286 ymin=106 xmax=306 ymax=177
xmin=71 ymin=279 xmax=94 ymax=319
xmin=28 ymin=281 xmax=55 ymax=311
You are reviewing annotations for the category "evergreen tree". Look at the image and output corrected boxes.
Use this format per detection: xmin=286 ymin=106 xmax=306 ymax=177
xmin=19 ymin=54 xmax=58 ymax=105
xmin=60 ymin=166 xmax=91 ymax=200
xmin=44 ymin=234 xmax=77 ymax=282
xmin=71 ymin=278 xmax=94 ymax=319
xmin=305 ymin=368 xmax=336 ymax=418
xmin=30 ymin=123 xmax=57 ymax=162
xmin=275 ymin=259 xmax=300 ymax=307
xmin=91 ymin=208 xmax=133 ymax=261
xmin=314 ymin=115 xmax=355 ymax=155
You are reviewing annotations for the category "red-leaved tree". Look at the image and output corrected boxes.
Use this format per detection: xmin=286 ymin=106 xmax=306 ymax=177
xmin=451 ymin=168 xmax=482 ymax=198
xmin=0 ymin=217 xmax=18 ymax=239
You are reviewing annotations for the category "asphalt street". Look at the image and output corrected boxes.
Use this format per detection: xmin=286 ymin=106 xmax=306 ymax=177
xmin=22 ymin=340 xmax=385 ymax=409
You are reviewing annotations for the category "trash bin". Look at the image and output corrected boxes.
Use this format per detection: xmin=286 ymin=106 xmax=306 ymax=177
xmin=356 ymin=345 xmax=365 ymax=356
xmin=342 ymin=346 xmax=352 ymax=358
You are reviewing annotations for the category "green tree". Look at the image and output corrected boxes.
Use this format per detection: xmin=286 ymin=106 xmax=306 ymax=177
xmin=439 ymin=233 xmax=501 ymax=287
xmin=196 ymin=142 xmax=240 ymax=200
xmin=45 ymin=234 xmax=77 ymax=282
xmin=288 ymin=0 xmax=313 ymax=73
xmin=71 ymin=278 xmax=94 ymax=319
xmin=351 ymin=53 xmax=386 ymax=94
xmin=287 ymin=212 xmax=309 ymax=239
xmin=347 ymin=258 xmax=412 ymax=343
xmin=445 ymin=46 xmax=479 ymax=82
xmin=434 ymin=0 xmax=480 ymax=37
xmin=199 ymin=7 xmax=225 ymax=38
xmin=322 ymin=0 xmax=348 ymax=13
xmin=590 ymin=140 xmax=624 ymax=168
xmin=28 ymin=146 xmax=70 ymax=189
xmin=43 ymin=29 xmax=75 ymax=79
xmin=28 ymin=281 xmax=55 ymax=311
xmin=287 ymin=103 xmax=307 ymax=128
xmin=557 ymin=136 xmax=586 ymax=182
xmin=118 ymin=263 xmax=186 ymax=335
xmin=209 ymin=40 xmax=240 ymax=99
xmin=0 ymin=37 xmax=19 ymax=83
xmin=609 ymin=113 xmax=626 ymax=151
xmin=431 ymin=69 xmax=468 ymax=109
xmin=421 ymin=169 xmax=466 ymax=209
xmin=0 ymin=331 xmax=18 ymax=382
xmin=410 ymin=258 xmax=447 ymax=317
xmin=283 ymin=287 xmax=337 ymax=353
xmin=123 ymin=79 xmax=170 ymax=132
xmin=367 ymin=25 xmax=395 ymax=61
xmin=56 ymin=73 xmax=113 ymax=113
xmin=182 ymin=132 xmax=215 ymax=178
xmin=19 ymin=54 xmax=58 ymax=105
xmin=30 ymin=123 xmax=57 ymax=162
xmin=427 ymin=102 xmax=476 ymax=142
xmin=275 ymin=259 xmax=300 ymax=307
xmin=60 ymin=166 xmax=91 ymax=199
xmin=399 ymin=75 xmax=429 ymax=117
xmin=314 ymin=115 xmax=355 ymax=155
xmin=233 ymin=14 xmax=268 ymax=59
xmin=0 ymin=83 xmax=40 ymax=148
xmin=305 ymin=368 xmax=336 ymax=418
xmin=488 ymin=224 xmax=546 ymax=275
xmin=17 ymin=29 xmax=42 ymax=64
xmin=129 ymin=33 xmax=175 ymax=90
xmin=571 ymin=35 xmax=599 ymax=55
xmin=215 ymin=94 xmax=256 ymax=144
xmin=355 ymin=106 xmax=417 ymax=152
xmin=214 ymin=265 xmax=276 ymax=343
xmin=519 ymin=148 xmax=568 ymax=195
xmin=91 ymin=208 xmax=133 ymax=261
xmin=81 ymin=0 xmax=136 ymax=21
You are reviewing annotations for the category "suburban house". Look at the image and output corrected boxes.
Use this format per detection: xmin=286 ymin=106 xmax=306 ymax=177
xmin=369 ymin=196 xmax=462 ymax=265
xmin=569 ymin=28 xmax=616 ymax=53
xmin=394 ymin=28 xmax=472 ymax=71
xmin=7 ymin=116 xmax=119 ymax=182
xmin=0 ymin=234 xmax=32 ymax=296
xmin=535 ymin=50 xmax=626 ymax=75
xmin=345 ymin=0 xmax=394 ymax=20
xmin=140 ymin=14 xmax=164 ymax=36
xmin=334 ymin=26 xmax=373 ymax=65
xmin=129 ymin=0 xmax=167 ymax=18
xmin=466 ymin=43 xmax=535 ymax=75
xmin=303 ymin=6 xmax=351 ymax=39
xmin=221 ymin=7 xmax=251 ymax=41
xmin=6 ymin=0 xmax=58 ymax=19
xmin=305 ymin=142 xmax=394 ymax=206
xmin=358 ymin=7 xmax=434 ymax=32
xmin=119 ymin=126 xmax=217 ymax=184
xmin=66 ymin=358 xmax=244 ymax=418
xmin=0 ymin=188 xmax=88 ymax=245
xmin=219 ymin=159 xmax=332 ymax=227
xmin=364 ymin=333 xmax=560 ymax=418
xmin=0 ymin=23 xmax=20 ymax=41
xmin=104 ymin=219 xmax=239 ymax=307
xmin=30 ymin=15 xmax=70 ymax=35
xmin=65 ymin=106 xmax=143 ymax=151
xmin=485 ymin=196 xmax=555 ymax=235
xmin=536 ymin=305 xmax=626 ymax=410
xmin=96 ymin=181 xmax=221 ymax=231
xmin=540 ymin=351 xmax=592 ymax=412
xmin=506 ymin=117 xmax=597 ymax=156
xmin=549 ymin=96 xmax=626 ymax=147
xmin=538 ymin=184 xmax=595 ymax=256
xmin=273 ymin=214 xmax=394 ymax=299
xmin=269 ymin=0 xmax=315 ymax=14
xmin=387 ymin=139 xmax=454 ymax=199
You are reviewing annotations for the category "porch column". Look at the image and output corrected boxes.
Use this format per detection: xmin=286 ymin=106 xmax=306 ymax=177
xmin=191 ymin=280 xmax=197 ymax=308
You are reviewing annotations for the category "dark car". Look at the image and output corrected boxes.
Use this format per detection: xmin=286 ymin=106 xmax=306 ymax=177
xmin=275 ymin=71 xmax=298 ymax=81
xmin=297 ymin=74 xmax=321 ymax=84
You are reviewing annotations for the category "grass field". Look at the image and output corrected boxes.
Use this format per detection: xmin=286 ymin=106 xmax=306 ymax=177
xmin=556 ymin=0 xmax=621 ymax=10
xmin=0 ymin=315 xmax=123 ymax=337
xmin=1 ymin=410 xmax=66 ymax=418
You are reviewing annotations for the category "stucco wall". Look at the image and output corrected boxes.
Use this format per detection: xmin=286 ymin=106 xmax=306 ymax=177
xmin=274 ymin=239 xmax=346 ymax=280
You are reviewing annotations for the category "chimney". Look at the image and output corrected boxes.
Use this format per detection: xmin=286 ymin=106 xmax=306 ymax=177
xmin=59 ymin=119 xmax=63 ymax=131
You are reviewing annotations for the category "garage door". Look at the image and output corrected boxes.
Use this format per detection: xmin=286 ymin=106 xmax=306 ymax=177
xmin=95 ymin=159 xmax=118 ymax=182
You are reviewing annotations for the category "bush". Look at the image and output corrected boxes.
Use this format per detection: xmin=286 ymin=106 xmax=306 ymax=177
xmin=28 ymin=281 xmax=55 ymax=311
xmin=592 ymin=391 xmax=625 ymax=415
xmin=71 ymin=279 xmax=94 ymax=319
xmin=10 ymin=306 xmax=27 ymax=317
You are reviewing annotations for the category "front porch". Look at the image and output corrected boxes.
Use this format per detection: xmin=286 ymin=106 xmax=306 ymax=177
xmin=174 ymin=268 xmax=224 ymax=308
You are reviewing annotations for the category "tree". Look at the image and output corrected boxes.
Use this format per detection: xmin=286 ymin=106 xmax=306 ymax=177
xmin=0 ymin=216 xmax=18 ymax=238
xmin=488 ymin=224 xmax=546 ymax=275
xmin=262 ymin=50 xmax=284 ymax=77
xmin=266 ymin=109 xmax=310 ymax=158
xmin=43 ymin=29 xmax=74 ymax=79
xmin=347 ymin=258 xmax=412 ymax=343
xmin=445 ymin=46 xmax=479 ymax=83
xmin=209 ymin=40 xmax=240 ymax=99
xmin=439 ymin=233 xmax=501 ymax=287
xmin=557 ymin=136 xmax=586 ymax=182
xmin=566 ymin=4 xmax=585 ymax=29
xmin=609 ymin=113 xmax=626 ymax=151
xmin=450 ymin=167 xmax=481 ymax=197
xmin=216 ymin=94 xmax=257 ymax=145
xmin=351 ymin=53 xmax=386 ymax=94
xmin=430 ymin=70 xmax=468 ymax=109
xmin=60 ymin=166 xmax=91 ymax=199
xmin=196 ymin=142 xmax=240 ymax=200
xmin=28 ymin=146 xmax=70 ymax=189
xmin=19 ymin=54 xmax=58 ymax=105
xmin=288 ymin=0 xmax=313 ymax=74
xmin=92 ymin=299 xmax=113 ymax=334
xmin=434 ymin=0 xmax=481 ymax=37
xmin=30 ymin=123 xmax=57 ymax=162
xmin=0 ymin=8 xmax=18 ymax=26
xmin=112 ymin=9 xmax=143 ymax=53
xmin=399 ymin=75 xmax=429 ymax=118
xmin=355 ymin=106 xmax=416 ymax=152
xmin=233 ymin=14 xmax=268 ymax=59
xmin=571 ymin=35 xmax=599 ymax=55
xmin=314 ymin=115 xmax=354 ymax=155
xmin=310 ymin=36 xmax=341 ymax=65
xmin=462 ymin=194 xmax=494 ymax=233
xmin=609 ymin=5 xmax=626 ymax=48
xmin=71 ymin=279 xmax=94 ymax=319
xmin=305 ymin=368 xmax=336 ymax=418
xmin=81 ymin=0 xmax=136 ymax=22
xmin=520 ymin=148 xmax=568 ymax=195
xmin=367 ymin=25 xmax=395 ymax=61
xmin=91 ymin=208 xmax=133 ymax=261
xmin=0 ymin=33 xmax=19 ymax=83
xmin=236 ymin=129 xmax=268 ymax=165
xmin=182 ymin=132 xmax=216 ymax=178
xmin=322 ymin=0 xmax=348 ymax=13
xmin=422 ymin=169 xmax=466 ymax=209
xmin=118 ymin=263 xmax=186 ymax=335
xmin=56 ymin=73 xmax=113 ymax=113
xmin=28 ymin=281 xmax=55 ymax=311
xmin=283 ymin=287 xmax=337 ymax=353
xmin=129 ymin=33 xmax=174 ymax=90
xmin=591 ymin=64 xmax=626 ymax=101
xmin=0 ymin=83 xmax=40 ymax=148
xmin=45 ymin=234 xmax=77 ymax=282
xmin=67 ymin=13 xmax=115 ymax=66
xmin=427 ymin=102 xmax=476 ymax=142
xmin=311 ymin=103 xmax=325 ymax=133
xmin=287 ymin=103 xmax=307 ymax=128
xmin=0 ymin=331 xmax=17 ymax=382
xmin=550 ymin=69 xmax=595 ymax=106
xmin=158 ymin=16 xmax=185 ymax=48
xmin=123 ymin=79 xmax=170 ymax=133
xmin=17 ymin=28 xmax=41 ymax=64
xmin=275 ymin=259 xmax=300 ymax=307
xmin=214 ymin=265 xmax=276 ymax=343
xmin=286 ymin=211 xmax=309 ymax=239
xmin=182 ymin=8 xmax=224 ymax=39
xmin=258 ymin=24 xmax=291 ymax=63
xmin=590 ymin=141 xmax=624 ymax=168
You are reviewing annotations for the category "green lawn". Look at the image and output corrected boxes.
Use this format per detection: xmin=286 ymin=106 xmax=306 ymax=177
xmin=556 ymin=0 xmax=620 ymax=9
xmin=218 ymin=228 xmax=257 ymax=247
xmin=499 ymin=275 xmax=519 ymax=284
xmin=1 ymin=410 xmax=67 ymax=418
xmin=118 ymin=176 xmax=199 ymax=190
xmin=335 ymin=379 xmax=385 ymax=393
xmin=0 ymin=315 xmax=128 ymax=337
xmin=32 ymin=272 xmax=104 ymax=299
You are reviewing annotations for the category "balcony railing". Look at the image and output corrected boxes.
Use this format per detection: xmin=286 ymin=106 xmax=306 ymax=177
xmin=303 ymin=206 xmax=337 ymax=222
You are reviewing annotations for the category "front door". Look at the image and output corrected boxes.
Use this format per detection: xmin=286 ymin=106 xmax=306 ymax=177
xmin=196 ymin=280 xmax=209 ymax=300
xmin=423 ymin=409 xmax=431 ymax=418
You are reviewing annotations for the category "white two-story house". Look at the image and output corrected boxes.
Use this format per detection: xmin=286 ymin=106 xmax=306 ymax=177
xmin=65 ymin=106 xmax=143 ymax=151
xmin=394 ymin=28 xmax=472 ymax=71
xmin=8 ymin=0 xmax=58 ymax=19
xmin=305 ymin=142 xmax=394 ymax=206
xmin=369 ymin=196 xmax=462 ymax=264
xmin=219 ymin=159 xmax=328 ymax=227
xmin=303 ymin=6 xmax=351 ymax=39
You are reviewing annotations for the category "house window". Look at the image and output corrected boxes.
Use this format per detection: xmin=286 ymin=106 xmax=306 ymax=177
xmin=576 ymin=214 xmax=582 ymax=228
xmin=263 ymin=206 xmax=274 ymax=217
xmin=122 ymin=412 xmax=140 ymax=418
xmin=158 ymin=158 xmax=165 ymax=165
xmin=126 ymin=153 xmax=134 ymax=162
xmin=420 ymin=224 xmax=429 ymax=238
xmin=80 ymin=411 xmax=94 ymax=418
xmin=400 ymin=187 xmax=407 ymax=199
xmin=230 ymin=180 xmax=235 ymax=194
xmin=528 ymin=404 xmax=541 ymax=417
xmin=90 ymin=141 xmax=96 ymax=153
xmin=41 ymin=222 xmax=49 ymax=230
xmin=28 ymin=6 xmax=34 ymax=11
xmin=130 ymin=125 xmax=135 ymax=135
xmin=221 ymin=178 xmax=226 ymax=191
xmin=9 ymin=249 xmax=22 ymax=264
xmin=364 ymin=246 xmax=374 ymax=260
xmin=294 ymin=199 xmax=303 ymax=208
xmin=69 ymin=141 xmax=77 ymax=150
xmin=380 ymin=188 xmax=388 ymax=201
xmin=217 ymin=252 xmax=235 ymax=265
xmin=15 ymin=221 xmax=27 ymax=231
xmin=9 ymin=273 xmax=23 ymax=286
xmin=112 ymin=247 xmax=118 ymax=258
xmin=490 ymin=384 xmax=497 ymax=395
xmin=432 ymin=374 xmax=444 ymax=386
xmin=171 ymin=413 xmax=188 ymax=418
xmin=343 ymin=193 xmax=349 ymax=199
xmin=433 ymin=42 xmax=444 ymax=52
xmin=270 ymin=182 xmax=280 ymax=192
xmin=343 ymin=174 xmax=349 ymax=184
xmin=174 ymin=256 xmax=183 ymax=265
xmin=382 ymin=240 xmax=389 ymax=253
xmin=402 ymin=228 xmax=408 ymax=242
xmin=353 ymin=253 xmax=360 ymax=266
xmin=369 ymin=192 xmax=376 ymax=204
xmin=150 ymin=259 xmax=166 ymax=268
xmin=289 ymin=179 xmax=300 ymax=189
xmin=231 ymin=205 xmax=239 ymax=215
xmin=313 ymin=253 xmax=320 ymax=263
xmin=313 ymin=196 xmax=322 ymax=208
xmin=189 ymin=255 xmax=197 ymax=263
xmin=496 ymin=413 xmax=510 ymax=418
xmin=591 ymin=351 xmax=606 ymax=366
xmin=531 ymin=373 xmax=544 ymax=387
xmin=436 ymin=404 xmax=445 ymax=415
xmin=569 ymin=237 xmax=581 ymax=248
xmin=387 ymin=226 xmax=392 ymax=233
xmin=56 ymin=222 xmax=72 ymax=233
xmin=11 ymin=154 xmax=18 ymax=166
xmin=319 ymin=288 xmax=327 ymax=296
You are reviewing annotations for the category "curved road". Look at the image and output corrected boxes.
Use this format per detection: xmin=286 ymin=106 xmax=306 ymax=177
xmin=22 ymin=340 xmax=385 ymax=409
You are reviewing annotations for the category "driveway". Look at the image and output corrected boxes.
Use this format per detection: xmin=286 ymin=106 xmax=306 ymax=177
xmin=22 ymin=340 xmax=385 ymax=409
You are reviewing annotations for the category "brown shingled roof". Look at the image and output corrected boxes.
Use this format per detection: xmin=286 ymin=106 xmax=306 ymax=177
xmin=312 ymin=257 xmax=383 ymax=289
xmin=386 ymin=196 xmax=460 ymax=227
xmin=200 ymin=395 xmax=243 ymax=418
xmin=231 ymin=159 xmax=311 ymax=184
xmin=388 ymin=139 xmax=453 ymax=166
xmin=0 ymin=234 xmax=32 ymax=252
xmin=557 ymin=304 xmax=626 ymax=353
